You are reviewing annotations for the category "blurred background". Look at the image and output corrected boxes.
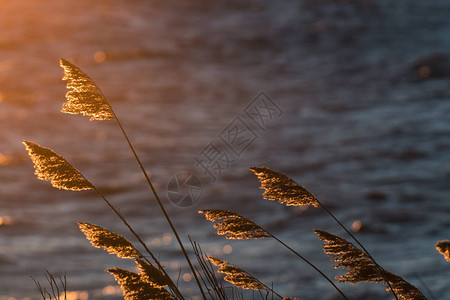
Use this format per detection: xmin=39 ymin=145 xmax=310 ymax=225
xmin=0 ymin=0 xmax=449 ymax=299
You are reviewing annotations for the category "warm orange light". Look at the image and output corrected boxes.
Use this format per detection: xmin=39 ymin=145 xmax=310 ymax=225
xmin=417 ymin=66 xmax=431 ymax=78
xmin=0 ymin=153 xmax=11 ymax=166
xmin=0 ymin=216 xmax=12 ymax=226
xmin=65 ymin=291 xmax=88 ymax=300
xmin=223 ymin=244 xmax=232 ymax=254
xmin=182 ymin=273 xmax=192 ymax=282
xmin=352 ymin=220 xmax=363 ymax=232
xmin=151 ymin=237 xmax=161 ymax=247
xmin=162 ymin=232 xmax=172 ymax=244
xmin=94 ymin=51 xmax=106 ymax=63
xmin=102 ymin=285 xmax=121 ymax=296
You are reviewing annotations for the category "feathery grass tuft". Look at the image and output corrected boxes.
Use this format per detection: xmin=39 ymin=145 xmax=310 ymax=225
xmin=60 ymin=58 xmax=206 ymax=299
xmin=251 ymin=167 xmax=403 ymax=299
xmin=60 ymin=58 xmax=114 ymax=120
xmin=135 ymin=258 xmax=170 ymax=288
xmin=78 ymin=222 xmax=139 ymax=259
xmin=249 ymin=166 xmax=319 ymax=207
xmin=23 ymin=141 xmax=93 ymax=191
xmin=207 ymin=256 xmax=270 ymax=292
xmin=315 ymin=229 xmax=426 ymax=300
xmin=199 ymin=210 xmax=270 ymax=239
xmin=200 ymin=210 xmax=349 ymax=299
xmin=107 ymin=267 xmax=175 ymax=300
xmin=435 ymin=240 xmax=450 ymax=262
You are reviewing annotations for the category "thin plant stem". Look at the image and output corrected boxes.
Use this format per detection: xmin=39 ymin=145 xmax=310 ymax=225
xmin=111 ymin=113 xmax=207 ymax=300
xmin=88 ymin=185 xmax=184 ymax=300
xmin=317 ymin=201 xmax=398 ymax=300
xmin=267 ymin=232 xmax=349 ymax=300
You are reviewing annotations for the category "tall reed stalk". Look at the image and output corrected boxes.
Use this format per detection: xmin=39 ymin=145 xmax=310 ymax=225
xmin=249 ymin=166 xmax=426 ymax=300
xmin=23 ymin=140 xmax=184 ymax=299
xmin=199 ymin=209 xmax=349 ymax=300
xmin=25 ymin=60 xmax=431 ymax=300
xmin=59 ymin=58 xmax=206 ymax=299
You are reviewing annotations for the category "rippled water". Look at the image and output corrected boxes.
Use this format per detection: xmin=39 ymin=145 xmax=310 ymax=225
xmin=0 ymin=1 xmax=449 ymax=299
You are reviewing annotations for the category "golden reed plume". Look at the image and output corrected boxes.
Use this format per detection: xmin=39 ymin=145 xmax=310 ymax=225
xmin=23 ymin=141 xmax=93 ymax=191
xmin=435 ymin=240 xmax=450 ymax=262
xmin=60 ymin=58 xmax=114 ymax=121
xmin=207 ymin=256 xmax=268 ymax=291
xmin=135 ymin=258 xmax=169 ymax=288
xmin=315 ymin=230 xmax=427 ymax=300
xmin=249 ymin=166 xmax=319 ymax=207
xmin=60 ymin=59 xmax=207 ymax=298
xmin=78 ymin=222 xmax=139 ymax=259
xmin=199 ymin=209 xmax=270 ymax=239
xmin=106 ymin=267 xmax=174 ymax=300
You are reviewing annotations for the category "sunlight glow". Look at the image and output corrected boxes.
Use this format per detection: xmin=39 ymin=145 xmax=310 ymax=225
xmin=102 ymin=285 xmax=122 ymax=296
xmin=352 ymin=220 xmax=363 ymax=232
xmin=94 ymin=51 xmax=106 ymax=63
xmin=0 ymin=216 xmax=12 ymax=226
xmin=0 ymin=154 xmax=11 ymax=166
xmin=63 ymin=291 xmax=88 ymax=300
xmin=182 ymin=273 xmax=192 ymax=282
xmin=223 ymin=244 xmax=232 ymax=254
xmin=162 ymin=233 xmax=172 ymax=245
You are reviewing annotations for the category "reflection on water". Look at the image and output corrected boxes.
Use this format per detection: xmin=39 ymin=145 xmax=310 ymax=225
xmin=0 ymin=0 xmax=449 ymax=299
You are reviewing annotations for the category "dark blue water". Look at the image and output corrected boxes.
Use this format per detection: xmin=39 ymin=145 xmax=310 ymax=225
xmin=0 ymin=1 xmax=449 ymax=299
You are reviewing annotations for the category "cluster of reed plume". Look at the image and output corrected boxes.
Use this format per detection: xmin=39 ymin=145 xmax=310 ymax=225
xmin=24 ymin=59 xmax=448 ymax=299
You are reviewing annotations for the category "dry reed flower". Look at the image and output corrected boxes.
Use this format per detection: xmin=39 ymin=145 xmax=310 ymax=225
xmin=23 ymin=141 xmax=93 ymax=191
xmin=60 ymin=58 xmax=114 ymax=121
xmin=435 ymin=240 xmax=450 ymax=262
xmin=199 ymin=209 xmax=270 ymax=239
xmin=135 ymin=258 xmax=169 ymax=288
xmin=249 ymin=166 xmax=319 ymax=207
xmin=207 ymin=256 xmax=268 ymax=291
xmin=315 ymin=230 xmax=426 ymax=300
xmin=78 ymin=222 xmax=138 ymax=259
xmin=107 ymin=267 xmax=174 ymax=300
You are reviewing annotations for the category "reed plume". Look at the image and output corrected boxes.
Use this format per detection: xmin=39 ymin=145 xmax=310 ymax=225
xmin=207 ymin=256 xmax=270 ymax=292
xmin=24 ymin=141 xmax=184 ymax=299
xmin=59 ymin=58 xmax=206 ymax=299
xmin=251 ymin=166 xmax=401 ymax=299
xmin=315 ymin=229 xmax=427 ymax=300
xmin=107 ymin=267 xmax=174 ymax=300
xmin=435 ymin=240 xmax=450 ymax=262
xmin=23 ymin=141 xmax=93 ymax=191
xmin=200 ymin=209 xmax=348 ymax=299
xmin=199 ymin=210 xmax=270 ymax=239
xmin=135 ymin=258 xmax=170 ymax=288
xmin=78 ymin=222 xmax=139 ymax=259
xmin=190 ymin=238 xmax=233 ymax=300
xmin=60 ymin=58 xmax=114 ymax=120
xmin=249 ymin=167 xmax=319 ymax=207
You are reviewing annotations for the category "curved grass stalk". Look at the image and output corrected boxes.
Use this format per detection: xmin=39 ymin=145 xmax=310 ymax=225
xmin=250 ymin=166 xmax=401 ymax=299
xmin=59 ymin=58 xmax=206 ymax=299
xmin=199 ymin=209 xmax=349 ymax=300
xmin=110 ymin=98 xmax=207 ymax=300
xmin=23 ymin=141 xmax=183 ymax=300
xmin=316 ymin=201 xmax=398 ymax=300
